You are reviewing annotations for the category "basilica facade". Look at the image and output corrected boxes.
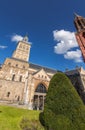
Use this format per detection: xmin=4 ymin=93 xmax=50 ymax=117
xmin=0 ymin=36 xmax=57 ymax=110
xmin=1 ymin=14 xmax=85 ymax=110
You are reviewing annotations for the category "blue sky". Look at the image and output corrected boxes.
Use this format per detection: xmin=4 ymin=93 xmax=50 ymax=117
xmin=0 ymin=0 xmax=85 ymax=71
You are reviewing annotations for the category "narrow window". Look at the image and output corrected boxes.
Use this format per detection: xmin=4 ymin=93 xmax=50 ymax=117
xmin=8 ymin=62 xmax=11 ymax=66
xmin=81 ymin=19 xmax=85 ymax=26
xmin=16 ymin=64 xmax=18 ymax=67
xmin=17 ymin=96 xmax=20 ymax=101
xmin=45 ymin=76 xmax=47 ymax=79
xmin=38 ymin=75 xmax=40 ymax=78
xmin=19 ymin=75 xmax=22 ymax=82
xmin=82 ymin=32 xmax=85 ymax=38
xmin=19 ymin=44 xmax=22 ymax=48
xmin=12 ymin=74 xmax=15 ymax=81
xmin=26 ymin=47 xmax=29 ymax=50
xmin=0 ymin=85 xmax=2 ymax=88
xmin=7 ymin=92 xmax=10 ymax=97
xmin=23 ymin=66 xmax=25 ymax=69
xmin=77 ymin=20 xmax=83 ymax=29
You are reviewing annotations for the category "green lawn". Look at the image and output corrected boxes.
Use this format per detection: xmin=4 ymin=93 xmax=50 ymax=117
xmin=0 ymin=105 xmax=44 ymax=130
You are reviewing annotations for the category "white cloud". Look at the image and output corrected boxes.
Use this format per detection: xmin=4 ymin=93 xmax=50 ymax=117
xmin=53 ymin=30 xmax=78 ymax=54
xmin=0 ymin=45 xmax=7 ymax=49
xmin=64 ymin=49 xmax=82 ymax=62
xmin=53 ymin=29 xmax=82 ymax=62
xmin=11 ymin=34 xmax=23 ymax=42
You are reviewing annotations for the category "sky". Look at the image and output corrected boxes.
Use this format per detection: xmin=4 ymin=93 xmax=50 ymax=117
xmin=0 ymin=0 xmax=85 ymax=72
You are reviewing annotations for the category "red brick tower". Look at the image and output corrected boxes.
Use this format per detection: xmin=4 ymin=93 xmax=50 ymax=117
xmin=74 ymin=13 xmax=85 ymax=62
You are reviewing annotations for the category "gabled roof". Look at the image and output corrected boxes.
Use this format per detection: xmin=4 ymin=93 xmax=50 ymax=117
xmin=29 ymin=63 xmax=57 ymax=74
xmin=33 ymin=68 xmax=50 ymax=81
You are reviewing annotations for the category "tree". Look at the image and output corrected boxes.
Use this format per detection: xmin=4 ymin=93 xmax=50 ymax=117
xmin=40 ymin=72 xmax=85 ymax=130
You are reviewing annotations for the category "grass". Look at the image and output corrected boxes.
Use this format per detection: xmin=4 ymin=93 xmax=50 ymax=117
xmin=0 ymin=105 xmax=44 ymax=130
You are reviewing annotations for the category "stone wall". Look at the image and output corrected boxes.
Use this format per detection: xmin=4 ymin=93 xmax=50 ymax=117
xmin=0 ymin=79 xmax=25 ymax=102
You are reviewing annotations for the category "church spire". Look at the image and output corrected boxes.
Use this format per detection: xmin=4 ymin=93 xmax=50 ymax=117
xmin=74 ymin=14 xmax=85 ymax=62
xmin=74 ymin=13 xmax=82 ymax=18
xmin=74 ymin=13 xmax=85 ymax=32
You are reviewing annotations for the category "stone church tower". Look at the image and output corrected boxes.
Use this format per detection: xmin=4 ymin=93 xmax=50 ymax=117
xmin=0 ymin=36 xmax=57 ymax=110
xmin=1 ymin=33 xmax=85 ymax=109
xmin=12 ymin=36 xmax=31 ymax=61
xmin=74 ymin=14 xmax=85 ymax=61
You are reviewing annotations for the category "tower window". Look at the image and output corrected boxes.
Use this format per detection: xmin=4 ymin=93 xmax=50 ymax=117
xmin=38 ymin=75 xmax=40 ymax=78
xmin=23 ymin=66 xmax=25 ymax=69
xmin=82 ymin=32 xmax=85 ymax=38
xmin=17 ymin=96 xmax=20 ymax=101
xmin=81 ymin=19 xmax=85 ymax=26
xmin=23 ymin=46 xmax=25 ymax=49
xmin=8 ymin=62 xmax=11 ymax=66
xmin=77 ymin=20 xmax=83 ymax=29
xmin=12 ymin=74 xmax=15 ymax=81
xmin=45 ymin=76 xmax=47 ymax=79
xmin=7 ymin=92 xmax=10 ymax=97
xmin=26 ymin=47 xmax=29 ymax=50
xmin=19 ymin=44 xmax=22 ymax=48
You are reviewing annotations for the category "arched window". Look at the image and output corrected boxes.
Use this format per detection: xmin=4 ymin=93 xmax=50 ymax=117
xmin=12 ymin=74 xmax=15 ymax=81
xmin=35 ymin=83 xmax=47 ymax=93
xmin=19 ymin=76 xmax=22 ymax=82
xmin=77 ymin=20 xmax=83 ymax=29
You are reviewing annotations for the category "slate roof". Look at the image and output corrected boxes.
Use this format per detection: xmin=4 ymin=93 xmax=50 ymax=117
xmin=65 ymin=69 xmax=80 ymax=76
xmin=29 ymin=63 xmax=57 ymax=74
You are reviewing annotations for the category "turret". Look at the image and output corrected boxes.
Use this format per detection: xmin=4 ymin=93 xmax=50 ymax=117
xmin=12 ymin=35 xmax=31 ymax=62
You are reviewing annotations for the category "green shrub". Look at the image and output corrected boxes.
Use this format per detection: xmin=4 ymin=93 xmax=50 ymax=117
xmin=40 ymin=72 xmax=85 ymax=130
xmin=20 ymin=117 xmax=44 ymax=130
xmin=39 ymin=112 xmax=46 ymax=127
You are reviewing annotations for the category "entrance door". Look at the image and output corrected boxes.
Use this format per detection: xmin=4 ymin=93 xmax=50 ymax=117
xmin=33 ymin=83 xmax=47 ymax=110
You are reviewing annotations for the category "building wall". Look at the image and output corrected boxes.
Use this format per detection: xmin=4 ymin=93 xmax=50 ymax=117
xmin=0 ymin=79 xmax=25 ymax=102
xmin=0 ymin=57 xmax=53 ymax=107
xmin=65 ymin=67 xmax=85 ymax=104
